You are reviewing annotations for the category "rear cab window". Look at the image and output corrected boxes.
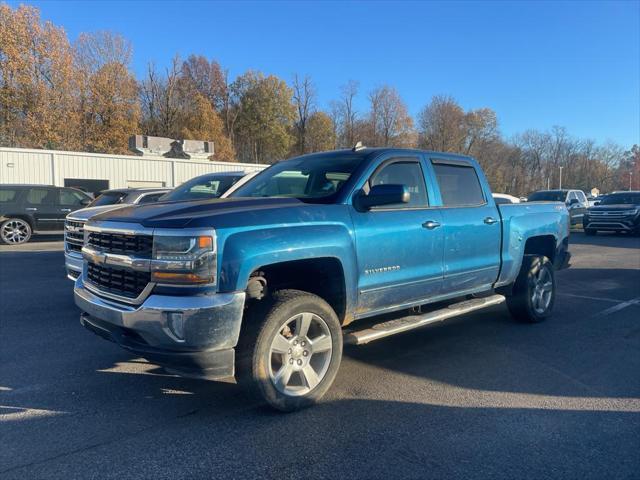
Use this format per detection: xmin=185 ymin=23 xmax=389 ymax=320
xmin=432 ymin=162 xmax=485 ymax=207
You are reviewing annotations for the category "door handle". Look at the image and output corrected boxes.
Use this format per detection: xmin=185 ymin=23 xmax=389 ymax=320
xmin=422 ymin=220 xmax=441 ymax=230
xmin=25 ymin=207 xmax=37 ymax=211
xmin=484 ymin=217 xmax=498 ymax=225
xmin=60 ymin=208 xmax=72 ymax=212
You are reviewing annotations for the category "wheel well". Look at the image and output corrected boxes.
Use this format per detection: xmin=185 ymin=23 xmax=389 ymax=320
xmin=248 ymin=258 xmax=347 ymax=324
xmin=523 ymin=235 xmax=556 ymax=262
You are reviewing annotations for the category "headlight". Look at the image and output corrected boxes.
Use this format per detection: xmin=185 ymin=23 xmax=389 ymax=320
xmin=625 ymin=209 xmax=639 ymax=216
xmin=150 ymin=233 xmax=216 ymax=285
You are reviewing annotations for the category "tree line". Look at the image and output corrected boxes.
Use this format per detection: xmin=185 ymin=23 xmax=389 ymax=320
xmin=1 ymin=4 xmax=637 ymax=195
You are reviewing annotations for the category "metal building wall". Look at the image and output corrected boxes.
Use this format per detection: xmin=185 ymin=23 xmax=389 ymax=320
xmin=0 ymin=147 xmax=266 ymax=188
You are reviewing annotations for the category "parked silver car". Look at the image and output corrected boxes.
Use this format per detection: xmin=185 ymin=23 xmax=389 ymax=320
xmin=64 ymin=188 xmax=169 ymax=280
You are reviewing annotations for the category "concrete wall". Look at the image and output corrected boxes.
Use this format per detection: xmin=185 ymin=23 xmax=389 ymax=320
xmin=0 ymin=147 xmax=266 ymax=189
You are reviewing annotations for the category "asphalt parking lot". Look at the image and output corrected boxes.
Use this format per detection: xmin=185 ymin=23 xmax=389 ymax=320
xmin=1 ymin=232 xmax=639 ymax=479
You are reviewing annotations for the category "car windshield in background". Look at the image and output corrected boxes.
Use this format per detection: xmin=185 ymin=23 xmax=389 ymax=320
xmin=598 ymin=194 xmax=640 ymax=205
xmin=230 ymin=155 xmax=362 ymax=201
xmin=528 ymin=191 xmax=565 ymax=202
xmin=160 ymin=175 xmax=242 ymax=202
xmin=88 ymin=191 xmax=127 ymax=207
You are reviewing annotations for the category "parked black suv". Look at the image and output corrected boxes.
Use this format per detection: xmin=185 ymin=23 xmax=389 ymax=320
xmin=0 ymin=184 xmax=92 ymax=244
xmin=583 ymin=191 xmax=640 ymax=235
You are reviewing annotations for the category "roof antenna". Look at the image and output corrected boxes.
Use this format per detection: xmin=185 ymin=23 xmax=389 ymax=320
xmin=352 ymin=141 xmax=365 ymax=152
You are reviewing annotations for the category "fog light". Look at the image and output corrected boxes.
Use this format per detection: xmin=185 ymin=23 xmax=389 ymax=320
xmin=166 ymin=312 xmax=185 ymax=340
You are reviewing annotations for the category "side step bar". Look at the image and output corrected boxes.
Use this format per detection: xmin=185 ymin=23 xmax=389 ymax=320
xmin=344 ymin=294 xmax=506 ymax=345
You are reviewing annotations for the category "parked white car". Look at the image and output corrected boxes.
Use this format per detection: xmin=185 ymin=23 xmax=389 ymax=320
xmin=492 ymin=193 xmax=521 ymax=205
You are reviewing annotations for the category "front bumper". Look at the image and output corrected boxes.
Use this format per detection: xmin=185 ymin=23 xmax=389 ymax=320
xmin=74 ymin=276 xmax=246 ymax=380
xmin=65 ymin=252 xmax=83 ymax=280
xmin=583 ymin=216 xmax=639 ymax=231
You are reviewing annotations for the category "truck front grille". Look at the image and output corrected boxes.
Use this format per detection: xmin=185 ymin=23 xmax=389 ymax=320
xmin=87 ymin=232 xmax=153 ymax=257
xmin=65 ymin=220 xmax=85 ymax=253
xmin=86 ymin=262 xmax=150 ymax=299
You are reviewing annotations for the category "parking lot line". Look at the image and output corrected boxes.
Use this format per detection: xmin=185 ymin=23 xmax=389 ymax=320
xmin=558 ymin=292 xmax=621 ymax=303
xmin=592 ymin=297 xmax=640 ymax=318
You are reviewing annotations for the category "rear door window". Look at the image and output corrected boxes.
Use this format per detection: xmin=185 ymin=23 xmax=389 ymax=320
xmin=433 ymin=163 xmax=485 ymax=207
xmin=26 ymin=188 xmax=54 ymax=205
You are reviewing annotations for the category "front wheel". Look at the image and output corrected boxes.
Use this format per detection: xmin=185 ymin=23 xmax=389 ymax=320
xmin=237 ymin=290 xmax=343 ymax=412
xmin=507 ymin=255 xmax=555 ymax=323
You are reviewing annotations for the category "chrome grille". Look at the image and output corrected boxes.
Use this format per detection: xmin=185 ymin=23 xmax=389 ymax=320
xmin=65 ymin=220 xmax=85 ymax=253
xmin=87 ymin=232 xmax=153 ymax=257
xmin=86 ymin=262 xmax=150 ymax=299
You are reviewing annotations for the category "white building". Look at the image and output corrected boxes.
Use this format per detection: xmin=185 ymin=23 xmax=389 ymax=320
xmin=0 ymin=147 xmax=266 ymax=194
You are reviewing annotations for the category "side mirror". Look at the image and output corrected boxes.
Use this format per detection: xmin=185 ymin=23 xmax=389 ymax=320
xmin=355 ymin=184 xmax=410 ymax=210
xmin=568 ymin=198 xmax=579 ymax=206
xmin=594 ymin=201 xmax=600 ymax=206
xmin=80 ymin=198 xmax=91 ymax=206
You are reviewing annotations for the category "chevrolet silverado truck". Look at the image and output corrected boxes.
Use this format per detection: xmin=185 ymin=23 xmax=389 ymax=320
xmin=74 ymin=147 xmax=571 ymax=411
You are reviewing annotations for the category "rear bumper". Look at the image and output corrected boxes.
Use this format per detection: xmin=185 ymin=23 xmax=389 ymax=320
xmin=74 ymin=276 xmax=246 ymax=380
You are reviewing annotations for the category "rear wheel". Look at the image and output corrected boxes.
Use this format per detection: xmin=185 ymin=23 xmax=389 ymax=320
xmin=237 ymin=290 xmax=343 ymax=411
xmin=507 ymin=255 xmax=555 ymax=323
xmin=0 ymin=218 xmax=32 ymax=245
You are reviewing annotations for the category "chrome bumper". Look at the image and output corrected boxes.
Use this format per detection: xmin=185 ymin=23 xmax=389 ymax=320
xmin=65 ymin=252 xmax=83 ymax=280
xmin=74 ymin=276 xmax=246 ymax=379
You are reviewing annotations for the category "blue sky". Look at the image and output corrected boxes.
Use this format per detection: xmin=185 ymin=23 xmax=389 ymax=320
xmin=15 ymin=0 xmax=640 ymax=146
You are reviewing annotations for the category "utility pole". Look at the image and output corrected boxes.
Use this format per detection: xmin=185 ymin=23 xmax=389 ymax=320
xmin=559 ymin=166 xmax=563 ymax=190
xmin=630 ymin=172 xmax=633 ymax=191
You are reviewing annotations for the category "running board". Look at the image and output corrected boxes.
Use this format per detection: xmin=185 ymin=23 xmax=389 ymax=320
xmin=344 ymin=294 xmax=506 ymax=345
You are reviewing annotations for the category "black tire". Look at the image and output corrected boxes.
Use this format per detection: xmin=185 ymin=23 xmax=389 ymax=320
xmin=584 ymin=228 xmax=597 ymax=236
xmin=0 ymin=218 xmax=32 ymax=245
xmin=236 ymin=289 xmax=343 ymax=412
xmin=506 ymin=255 xmax=555 ymax=323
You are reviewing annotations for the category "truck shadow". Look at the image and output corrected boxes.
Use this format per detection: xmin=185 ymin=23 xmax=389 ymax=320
xmin=570 ymin=230 xmax=640 ymax=249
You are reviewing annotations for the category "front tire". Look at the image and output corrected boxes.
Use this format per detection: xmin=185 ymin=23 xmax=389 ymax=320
xmin=0 ymin=218 xmax=32 ymax=245
xmin=507 ymin=255 xmax=555 ymax=323
xmin=237 ymin=290 xmax=343 ymax=412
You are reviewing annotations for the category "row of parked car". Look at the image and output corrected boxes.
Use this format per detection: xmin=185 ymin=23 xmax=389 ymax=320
xmin=493 ymin=188 xmax=640 ymax=235
xmin=0 ymin=170 xmax=256 ymax=247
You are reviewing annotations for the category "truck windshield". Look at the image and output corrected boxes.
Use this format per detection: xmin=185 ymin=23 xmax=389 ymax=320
xmin=528 ymin=191 xmax=565 ymax=202
xmin=230 ymin=155 xmax=362 ymax=201
xmin=598 ymin=193 xmax=640 ymax=205
xmin=89 ymin=192 xmax=127 ymax=207
xmin=160 ymin=174 xmax=243 ymax=202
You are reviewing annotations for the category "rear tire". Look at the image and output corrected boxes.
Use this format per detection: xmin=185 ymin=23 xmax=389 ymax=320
xmin=236 ymin=289 xmax=343 ymax=412
xmin=507 ymin=255 xmax=555 ymax=323
xmin=584 ymin=228 xmax=597 ymax=236
xmin=0 ymin=218 xmax=32 ymax=245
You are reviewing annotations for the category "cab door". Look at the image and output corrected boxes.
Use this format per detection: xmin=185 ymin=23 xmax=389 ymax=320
xmin=429 ymin=158 xmax=501 ymax=294
xmin=350 ymin=155 xmax=444 ymax=316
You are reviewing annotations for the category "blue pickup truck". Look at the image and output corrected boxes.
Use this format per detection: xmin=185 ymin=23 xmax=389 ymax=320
xmin=74 ymin=147 xmax=570 ymax=411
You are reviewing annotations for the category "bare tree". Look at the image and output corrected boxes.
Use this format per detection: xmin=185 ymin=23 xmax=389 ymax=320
xmin=292 ymin=74 xmax=316 ymax=154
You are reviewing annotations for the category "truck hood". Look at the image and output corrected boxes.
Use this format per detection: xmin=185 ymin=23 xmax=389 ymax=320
xmin=588 ymin=204 xmax=639 ymax=212
xmin=66 ymin=204 xmax=129 ymax=222
xmin=89 ymin=197 xmax=307 ymax=228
